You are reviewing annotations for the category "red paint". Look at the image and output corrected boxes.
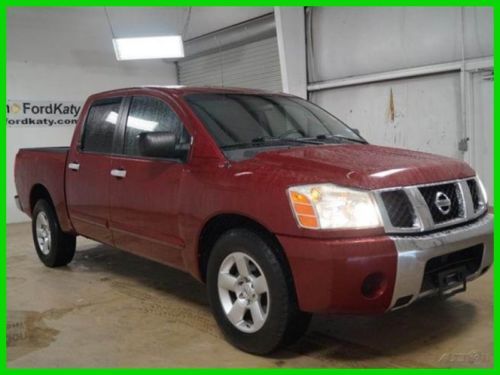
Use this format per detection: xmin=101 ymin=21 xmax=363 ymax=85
xmin=14 ymin=86 xmax=477 ymax=314
xmin=14 ymin=149 xmax=74 ymax=233
xmin=66 ymin=152 xmax=114 ymax=244
xmin=277 ymin=234 xmax=397 ymax=313
xmin=108 ymin=155 xmax=186 ymax=268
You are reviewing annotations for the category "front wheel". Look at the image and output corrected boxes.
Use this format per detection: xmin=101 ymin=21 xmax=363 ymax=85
xmin=207 ymin=228 xmax=311 ymax=354
xmin=31 ymin=200 xmax=76 ymax=267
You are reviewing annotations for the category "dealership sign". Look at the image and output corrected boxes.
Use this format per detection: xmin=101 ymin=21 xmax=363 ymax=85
xmin=7 ymin=100 xmax=82 ymax=127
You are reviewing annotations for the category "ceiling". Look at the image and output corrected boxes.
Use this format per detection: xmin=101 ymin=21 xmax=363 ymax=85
xmin=8 ymin=7 xmax=273 ymax=40
xmin=7 ymin=7 xmax=273 ymax=67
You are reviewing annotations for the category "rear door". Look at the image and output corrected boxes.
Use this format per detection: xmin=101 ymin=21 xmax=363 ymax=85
xmin=108 ymin=95 xmax=191 ymax=268
xmin=66 ymin=97 xmax=125 ymax=245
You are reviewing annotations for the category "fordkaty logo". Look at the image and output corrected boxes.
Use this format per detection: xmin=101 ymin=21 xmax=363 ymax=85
xmin=435 ymin=191 xmax=452 ymax=215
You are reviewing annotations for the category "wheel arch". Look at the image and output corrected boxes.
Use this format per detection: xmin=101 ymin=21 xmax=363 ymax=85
xmin=197 ymin=213 xmax=294 ymax=285
xmin=29 ymin=184 xmax=55 ymax=213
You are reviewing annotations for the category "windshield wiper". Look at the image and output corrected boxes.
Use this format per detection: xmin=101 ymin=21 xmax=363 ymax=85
xmin=220 ymin=139 xmax=286 ymax=150
xmin=251 ymin=136 xmax=322 ymax=145
xmin=220 ymin=136 xmax=323 ymax=150
xmin=314 ymin=134 xmax=367 ymax=144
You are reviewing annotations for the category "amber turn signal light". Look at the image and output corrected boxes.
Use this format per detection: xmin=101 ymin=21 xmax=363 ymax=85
xmin=289 ymin=191 xmax=319 ymax=229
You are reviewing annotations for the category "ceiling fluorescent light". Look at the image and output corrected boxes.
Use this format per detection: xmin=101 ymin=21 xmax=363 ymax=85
xmin=112 ymin=35 xmax=184 ymax=61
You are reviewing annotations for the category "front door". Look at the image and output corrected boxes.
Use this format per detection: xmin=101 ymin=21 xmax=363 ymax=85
xmin=66 ymin=97 xmax=124 ymax=245
xmin=108 ymin=95 xmax=191 ymax=268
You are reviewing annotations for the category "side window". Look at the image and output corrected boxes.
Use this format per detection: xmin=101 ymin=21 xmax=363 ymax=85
xmin=81 ymin=99 xmax=122 ymax=153
xmin=124 ymin=96 xmax=189 ymax=159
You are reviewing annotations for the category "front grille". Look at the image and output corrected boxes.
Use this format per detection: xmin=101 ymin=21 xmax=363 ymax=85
xmin=376 ymin=178 xmax=486 ymax=233
xmin=380 ymin=190 xmax=416 ymax=228
xmin=418 ymin=183 xmax=463 ymax=224
xmin=421 ymin=244 xmax=483 ymax=292
xmin=467 ymin=179 xmax=481 ymax=211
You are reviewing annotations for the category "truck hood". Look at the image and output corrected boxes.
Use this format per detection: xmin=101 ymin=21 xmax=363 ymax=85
xmin=248 ymin=144 xmax=475 ymax=190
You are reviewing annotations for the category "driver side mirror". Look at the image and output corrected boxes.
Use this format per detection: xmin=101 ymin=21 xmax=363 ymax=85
xmin=352 ymin=128 xmax=361 ymax=136
xmin=138 ymin=131 xmax=177 ymax=159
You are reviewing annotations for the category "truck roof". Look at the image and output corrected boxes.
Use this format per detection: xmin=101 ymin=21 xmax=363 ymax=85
xmin=90 ymin=85 xmax=289 ymax=98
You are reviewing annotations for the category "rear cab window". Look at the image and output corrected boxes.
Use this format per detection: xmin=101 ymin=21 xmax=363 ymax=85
xmin=81 ymin=98 xmax=122 ymax=153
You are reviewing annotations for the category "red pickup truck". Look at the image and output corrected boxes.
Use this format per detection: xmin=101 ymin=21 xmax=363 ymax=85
xmin=15 ymin=86 xmax=493 ymax=354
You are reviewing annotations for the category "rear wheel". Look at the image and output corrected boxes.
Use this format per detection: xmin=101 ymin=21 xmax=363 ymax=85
xmin=207 ymin=228 xmax=311 ymax=354
xmin=31 ymin=200 xmax=76 ymax=267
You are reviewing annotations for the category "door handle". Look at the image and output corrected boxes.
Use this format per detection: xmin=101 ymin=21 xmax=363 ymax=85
xmin=68 ymin=162 xmax=80 ymax=171
xmin=110 ymin=169 xmax=127 ymax=178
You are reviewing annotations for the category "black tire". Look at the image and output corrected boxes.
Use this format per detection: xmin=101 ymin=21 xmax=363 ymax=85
xmin=207 ymin=228 xmax=311 ymax=354
xmin=31 ymin=199 xmax=76 ymax=267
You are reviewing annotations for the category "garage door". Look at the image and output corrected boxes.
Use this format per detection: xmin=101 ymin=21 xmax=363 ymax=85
xmin=178 ymin=37 xmax=282 ymax=92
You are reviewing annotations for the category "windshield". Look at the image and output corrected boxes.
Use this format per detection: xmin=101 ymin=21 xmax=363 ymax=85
xmin=184 ymin=93 xmax=364 ymax=149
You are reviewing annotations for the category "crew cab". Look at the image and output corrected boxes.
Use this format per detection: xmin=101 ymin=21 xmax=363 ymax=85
xmin=14 ymin=86 xmax=493 ymax=354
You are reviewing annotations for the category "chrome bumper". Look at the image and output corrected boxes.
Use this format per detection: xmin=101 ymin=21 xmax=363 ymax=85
xmin=14 ymin=195 xmax=23 ymax=211
xmin=388 ymin=214 xmax=493 ymax=310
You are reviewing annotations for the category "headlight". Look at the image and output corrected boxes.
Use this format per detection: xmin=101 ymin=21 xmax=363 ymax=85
xmin=287 ymin=183 xmax=382 ymax=230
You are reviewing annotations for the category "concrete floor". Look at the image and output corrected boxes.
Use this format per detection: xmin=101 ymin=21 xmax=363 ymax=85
xmin=7 ymin=222 xmax=493 ymax=368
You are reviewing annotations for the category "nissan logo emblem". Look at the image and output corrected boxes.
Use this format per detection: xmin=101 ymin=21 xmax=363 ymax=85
xmin=435 ymin=191 xmax=452 ymax=215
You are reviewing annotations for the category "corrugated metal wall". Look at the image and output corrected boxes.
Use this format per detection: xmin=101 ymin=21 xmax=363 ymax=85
xmin=307 ymin=7 xmax=493 ymax=202
xmin=178 ymin=37 xmax=282 ymax=91
xmin=468 ymin=71 xmax=493 ymax=204
xmin=310 ymin=73 xmax=462 ymax=159
xmin=307 ymin=7 xmax=492 ymax=82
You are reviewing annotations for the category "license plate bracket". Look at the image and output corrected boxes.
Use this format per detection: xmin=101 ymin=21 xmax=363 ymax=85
xmin=438 ymin=266 xmax=467 ymax=298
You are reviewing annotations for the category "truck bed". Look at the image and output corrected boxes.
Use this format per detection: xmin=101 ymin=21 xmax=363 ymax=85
xmin=14 ymin=147 xmax=73 ymax=232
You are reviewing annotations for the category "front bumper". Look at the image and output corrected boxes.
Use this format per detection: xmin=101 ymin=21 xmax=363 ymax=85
xmin=278 ymin=214 xmax=493 ymax=314
xmin=388 ymin=213 xmax=493 ymax=310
